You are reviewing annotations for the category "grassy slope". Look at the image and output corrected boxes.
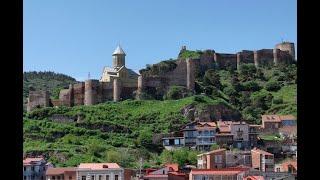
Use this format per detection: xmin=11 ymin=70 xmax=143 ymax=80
xmin=23 ymin=96 xmax=228 ymax=167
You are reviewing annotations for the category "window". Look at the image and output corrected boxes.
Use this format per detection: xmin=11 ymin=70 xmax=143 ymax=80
xmin=115 ymin=175 xmax=119 ymax=180
xmin=99 ymin=175 xmax=102 ymax=180
xmin=82 ymin=176 xmax=86 ymax=180
xmin=69 ymin=176 xmax=72 ymax=180
xmin=24 ymin=176 xmax=26 ymax=180
xmin=23 ymin=167 xmax=26 ymax=171
xmin=106 ymin=175 xmax=110 ymax=180
xmin=57 ymin=176 xmax=61 ymax=180
xmin=276 ymin=168 xmax=281 ymax=172
xmin=31 ymin=166 xmax=35 ymax=171
xmin=164 ymin=139 xmax=169 ymax=146
xmin=92 ymin=175 xmax=95 ymax=180
xmin=174 ymin=139 xmax=180 ymax=145
xmin=214 ymin=155 xmax=222 ymax=163
xmin=52 ymin=176 xmax=56 ymax=180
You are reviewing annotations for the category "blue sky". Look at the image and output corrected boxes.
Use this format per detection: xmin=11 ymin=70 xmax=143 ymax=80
xmin=23 ymin=0 xmax=297 ymax=81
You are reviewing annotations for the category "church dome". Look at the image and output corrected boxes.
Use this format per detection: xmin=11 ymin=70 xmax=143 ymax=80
xmin=112 ymin=45 xmax=126 ymax=56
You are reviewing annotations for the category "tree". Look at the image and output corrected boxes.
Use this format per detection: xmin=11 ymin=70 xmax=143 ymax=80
xmin=203 ymin=69 xmax=222 ymax=90
xmin=250 ymin=90 xmax=273 ymax=110
xmin=210 ymin=143 xmax=220 ymax=150
xmin=238 ymin=64 xmax=257 ymax=81
xmin=164 ymin=86 xmax=191 ymax=100
xmin=105 ymin=150 xmax=121 ymax=163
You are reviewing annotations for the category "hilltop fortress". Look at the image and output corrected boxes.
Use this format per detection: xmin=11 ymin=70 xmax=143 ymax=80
xmin=27 ymin=42 xmax=295 ymax=111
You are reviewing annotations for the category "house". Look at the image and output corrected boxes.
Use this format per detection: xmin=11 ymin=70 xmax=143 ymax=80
xmin=261 ymin=115 xmax=296 ymax=133
xmin=248 ymin=125 xmax=261 ymax=148
xmin=231 ymin=121 xmax=249 ymax=149
xmin=124 ymin=168 xmax=137 ymax=180
xmin=168 ymin=172 xmax=188 ymax=180
xmin=23 ymin=157 xmax=53 ymax=180
xmin=279 ymin=115 xmax=296 ymax=127
xmin=162 ymin=136 xmax=185 ymax=150
xmin=251 ymin=148 xmax=274 ymax=172
xmin=195 ymin=122 xmax=217 ymax=151
xmin=189 ymin=167 xmax=250 ymax=180
xmin=261 ymin=115 xmax=281 ymax=133
xmin=226 ymin=151 xmax=252 ymax=168
xmin=143 ymin=164 xmax=180 ymax=180
xmin=182 ymin=121 xmax=198 ymax=148
xmin=76 ymin=163 xmax=124 ymax=180
xmin=197 ymin=149 xmax=227 ymax=169
xmin=215 ymin=121 xmax=233 ymax=147
xmin=46 ymin=167 xmax=76 ymax=180
xmin=274 ymin=159 xmax=297 ymax=175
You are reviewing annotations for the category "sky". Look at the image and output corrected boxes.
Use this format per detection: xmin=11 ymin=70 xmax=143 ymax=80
xmin=23 ymin=0 xmax=297 ymax=81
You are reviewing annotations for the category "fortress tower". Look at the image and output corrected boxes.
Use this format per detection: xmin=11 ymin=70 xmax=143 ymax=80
xmin=112 ymin=45 xmax=126 ymax=68
xmin=275 ymin=42 xmax=295 ymax=60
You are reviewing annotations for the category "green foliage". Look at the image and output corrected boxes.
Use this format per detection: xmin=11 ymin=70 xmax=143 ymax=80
xmin=178 ymin=50 xmax=202 ymax=59
xmin=250 ymin=90 xmax=273 ymax=110
xmin=23 ymin=71 xmax=77 ymax=100
xmin=238 ymin=64 xmax=257 ymax=81
xmin=241 ymin=81 xmax=261 ymax=92
xmin=203 ymin=69 xmax=222 ymax=90
xmin=139 ymin=60 xmax=177 ymax=76
xmin=164 ymin=86 xmax=192 ymax=100
xmin=210 ymin=143 xmax=220 ymax=150
xmin=265 ymin=80 xmax=281 ymax=91
xmin=160 ymin=148 xmax=199 ymax=167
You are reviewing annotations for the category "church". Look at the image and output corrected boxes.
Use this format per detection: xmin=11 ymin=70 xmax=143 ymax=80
xmin=27 ymin=45 xmax=139 ymax=111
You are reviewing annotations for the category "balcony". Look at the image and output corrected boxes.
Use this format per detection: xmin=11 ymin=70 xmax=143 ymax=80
xmin=262 ymin=158 xmax=274 ymax=164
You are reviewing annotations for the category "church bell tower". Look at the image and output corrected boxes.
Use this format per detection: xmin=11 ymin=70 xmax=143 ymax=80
xmin=112 ymin=45 xmax=126 ymax=68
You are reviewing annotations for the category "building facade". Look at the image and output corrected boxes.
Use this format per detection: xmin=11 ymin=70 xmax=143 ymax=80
xmin=46 ymin=167 xmax=76 ymax=180
xmin=23 ymin=157 xmax=53 ymax=180
xmin=76 ymin=163 xmax=124 ymax=180
xmin=251 ymin=148 xmax=275 ymax=172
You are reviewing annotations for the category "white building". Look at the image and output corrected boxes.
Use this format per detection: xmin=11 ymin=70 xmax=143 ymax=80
xmin=76 ymin=163 xmax=124 ymax=180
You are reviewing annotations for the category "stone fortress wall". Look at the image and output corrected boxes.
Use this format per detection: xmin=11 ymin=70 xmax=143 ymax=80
xmin=27 ymin=42 xmax=295 ymax=111
xmin=137 ymin=42 xmax=295 ymax=97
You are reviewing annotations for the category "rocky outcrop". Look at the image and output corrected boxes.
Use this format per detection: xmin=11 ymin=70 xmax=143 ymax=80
xmin=181 ymin=103 xmax=241 ymax=121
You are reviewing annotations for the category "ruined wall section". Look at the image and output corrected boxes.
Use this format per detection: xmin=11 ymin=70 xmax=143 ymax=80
xmin=73 ymin=82 xmax=85 ymax=106
xmin=59 ymin=89 xmax=72 ymax=107
xmin=27 ymin=90 xmax=50 ymax=112
xmin=255 ymin=49 xmax=274 ymax=67
xmin=214 ymin=53 xmax=237 ymax=69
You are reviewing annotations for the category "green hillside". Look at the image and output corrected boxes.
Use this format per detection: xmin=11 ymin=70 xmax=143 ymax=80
xmin=23 ymin=61 xmax=297 ymax=168
xmin=24 ymin=95 xmax=229 ymax=167
xmin=23 ymin=71 xmax=78 ymax=102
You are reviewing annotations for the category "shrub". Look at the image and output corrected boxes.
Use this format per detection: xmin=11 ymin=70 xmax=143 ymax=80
xmin=241 ymin=81 xmax=261 ymax=92
xmin=164 ymin=86 xmax=191 ymax=100
xmin=265 ymin=80 xmax=281 ymax=91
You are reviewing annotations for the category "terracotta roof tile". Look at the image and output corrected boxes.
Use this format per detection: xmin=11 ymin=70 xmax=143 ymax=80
xmin=78 ymin=163 xmax=121 ymax=170
xmin=46 ymin=167 xmax=76 ymax=175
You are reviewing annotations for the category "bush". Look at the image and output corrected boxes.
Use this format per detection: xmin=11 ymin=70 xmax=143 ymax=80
xmin=164 ymin=86 xmax=191 ymax=100
xmin=272 ymin=97 xmax=283 ymax=105
xmin=241 ymin=81 xmax=261 ymax=92
xmin=265 ymin=81 xmax=281 ymax=91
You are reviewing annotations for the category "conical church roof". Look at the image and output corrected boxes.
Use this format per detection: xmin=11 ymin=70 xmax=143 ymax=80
xmin=112 ymin=45 xmax=126 ymax=55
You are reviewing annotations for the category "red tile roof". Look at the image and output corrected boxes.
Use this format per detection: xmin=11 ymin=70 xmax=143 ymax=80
xmin=251 ymin=148 xmax=273 ymax=156
xmin=245 ymin=176 xmax=264 ymax=180
xmin=279 ymin=115 xmax=296 ymax=121
xmin=165 ymin=163 xmax=179 ymax=172
xmin=23 ymin=158 xmax=45 ymax=165
xmin=78 ymin=163 xmax=121 ymax=170
xmin=46 ymin=167 xmax=76 ymax=175
xmin=262 ymin=115 xmax=281 ymax=122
